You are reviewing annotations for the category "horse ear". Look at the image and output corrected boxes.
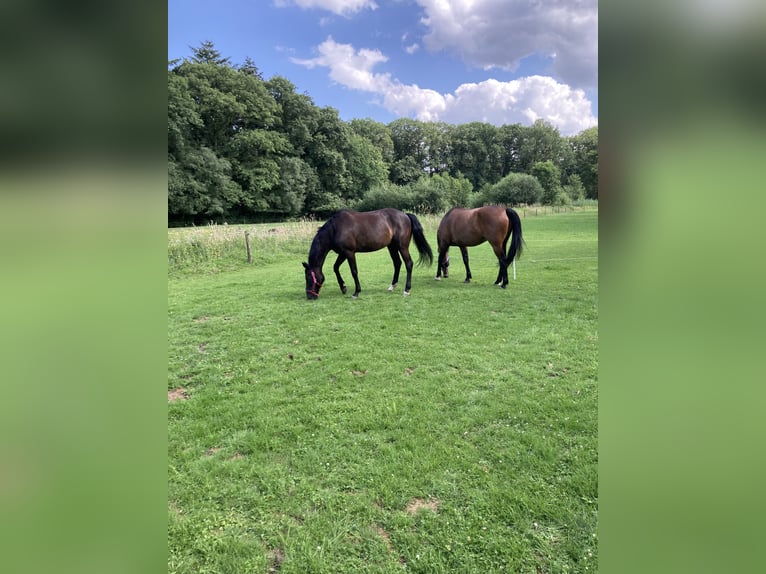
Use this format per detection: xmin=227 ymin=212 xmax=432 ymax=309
xmin=302 ymin=262 xmax=309 ymax=269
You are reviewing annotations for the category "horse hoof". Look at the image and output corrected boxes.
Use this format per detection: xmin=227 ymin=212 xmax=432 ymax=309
xmin=403 ymin=291 xmax=410 ymax=297
xmin=387 ymin=284 xmax=395 ymax=292
xmin=352 ymin=294 xmax=359 ymax=300
xmin=434 ymin=276 xmax=441 ymax=281
xmin=464 ymin=279 xmax=471 ymax=284
xmin=341 ymin=286 xmax=347 ymax=294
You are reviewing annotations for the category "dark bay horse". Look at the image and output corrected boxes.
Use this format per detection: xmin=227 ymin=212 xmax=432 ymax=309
xmin=303 ymin=208 xmax=433 ymax=299
xmin=434 ymin=206 xmax=524 ymax=288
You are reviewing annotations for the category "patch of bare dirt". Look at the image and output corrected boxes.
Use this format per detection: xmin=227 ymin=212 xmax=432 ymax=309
xmin=374 ymin=525 xmax=405 ymax=565
xmin=193 ymin=316 xmax=210 ymax=323
xmin=376 ymin=526 xmax=395 ymax=551
xmin=405 ymin=497 xmax=440 ymax=515
xmin=168 ymin=500 xmax=184 ymax=517
xmin=267 ymin=547 xmax=285 ymax=572
xmin=168 ymin=387 xmax=189 ymax=402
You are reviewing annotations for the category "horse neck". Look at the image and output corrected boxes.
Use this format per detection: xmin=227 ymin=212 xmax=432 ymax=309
xmin=308 ymin=229 xmax=331 ymax=269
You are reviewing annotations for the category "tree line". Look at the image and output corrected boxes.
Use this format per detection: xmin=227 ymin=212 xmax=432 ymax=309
xmin=169 ymin=42 xmax=598 ymax=224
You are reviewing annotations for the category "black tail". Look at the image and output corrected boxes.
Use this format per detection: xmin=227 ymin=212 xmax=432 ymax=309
xmin=505 ymin=208 xmax=525 ymax=264
xmin=406 ymin=213 xmax=434 ymax=267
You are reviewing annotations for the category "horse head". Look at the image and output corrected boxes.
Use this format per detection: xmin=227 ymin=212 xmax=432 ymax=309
xmin=303 ymin=262 xmax=324 ymax=299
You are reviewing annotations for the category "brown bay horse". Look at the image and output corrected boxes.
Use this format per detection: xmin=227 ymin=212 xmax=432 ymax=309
xmin=303 ymin=208 xmax=433 ymax=299
xmin=434 ymin=206 xmax=525 ymax=288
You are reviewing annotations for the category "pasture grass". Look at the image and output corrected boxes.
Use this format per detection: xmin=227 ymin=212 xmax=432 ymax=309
xmin=168 ymin=208 xmax=598 ymax=573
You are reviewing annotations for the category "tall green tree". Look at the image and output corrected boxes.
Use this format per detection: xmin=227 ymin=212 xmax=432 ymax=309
xmin=266 ymin=76 xmax=318 ymax=156
xmin=349 ymin=118 xmax=394 ymax=166
xmin=517 ymin=119 xmax=566 ymax=174
xmin=190 ymin=41 xmax=231 ymax=66
xmin=389 ymin=118 xmax=429 ymax=184
xmin=346 ymin=133 xmax=388 ymax=195
xmin=227 ymin=129 xmax=290 ymax=211
xmin=167 ymin=69 xmax=202 ymax=159
xmin=532 ymin=160 xmax=568 ymax=205
xmin=497 ymin=123 xmax=525 ymax=177
xmin=447 ymin=122 xmax=502 ymax=190
xmin=266 ymin=156 xmax=318 ymax=215
xmin=168 ymin=147 xmax=242 ymax=216
xmin=569 ymin=126 xmax=599 ymax=199
xmin=563 ymin=173 xmax=586 ymax=201
xmin=303 ymin=107 xmax=353 ymax=212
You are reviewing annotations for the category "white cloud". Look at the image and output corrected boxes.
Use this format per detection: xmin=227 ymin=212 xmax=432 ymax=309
xmin=441 ymin=77 xmax=597 ymax=134
xmin=274 ymin=0 xmax=378 ymax=16
xmin=405 ymin=43 xmax=420 ymax=54
xmin=416 ymin=0 xmax=597 ymax=90
xmin=292 ymin=38 xmax=596 ymax=135
xmin=291 ymin=37 xmax=391 ymax=91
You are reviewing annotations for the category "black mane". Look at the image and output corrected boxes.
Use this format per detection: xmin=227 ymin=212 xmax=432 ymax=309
xmin=316 ymin=210 xmax=348 ymax=234
xmin=308 ymin=213 xmax=342 ymax=267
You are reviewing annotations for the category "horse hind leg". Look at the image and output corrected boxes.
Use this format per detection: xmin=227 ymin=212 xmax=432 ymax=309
xmin=491 ymin=242 xmax=509 ymax=288
xmin=387 ymin=245 xmax=402 ymax=292
xmin=494 ymin=261 xmax=510 ymax=288
xmin=400 ymin=246 xmax=414 ymax=296
xmin=346 ymin=253 xmax=362 ymax=298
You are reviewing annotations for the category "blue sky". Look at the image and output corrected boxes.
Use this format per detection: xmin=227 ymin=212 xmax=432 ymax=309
xmin=168 ymin=0 xmax=597 ymax=136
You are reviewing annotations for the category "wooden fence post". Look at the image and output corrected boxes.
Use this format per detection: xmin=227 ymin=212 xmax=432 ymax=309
xmin=245 ymin=231 xmax=252 ymax=264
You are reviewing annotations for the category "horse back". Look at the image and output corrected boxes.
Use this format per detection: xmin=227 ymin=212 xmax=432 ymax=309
xmin=334 ymin=208 xmax=405 ymax=252
xmin=439 ymin=206 xmax=506 ymax=247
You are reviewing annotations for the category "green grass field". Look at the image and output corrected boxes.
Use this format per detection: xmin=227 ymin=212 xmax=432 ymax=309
xmin=168 ymin=208 xmax=598 ymax=573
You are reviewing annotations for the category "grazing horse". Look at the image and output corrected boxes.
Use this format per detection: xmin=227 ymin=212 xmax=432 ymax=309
xmin=434 ymin=206 xmax=524 ymax=288
xmin=302 ymin=208 xmax=433 ymax=299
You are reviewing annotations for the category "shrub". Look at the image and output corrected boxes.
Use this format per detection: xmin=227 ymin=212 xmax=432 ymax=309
xmin=473 ymin=173 xmax=543 ymax=206
xmin=563 ymin=173 xmax=585 ymax=202
xmin=355 ymin=182 xmax=417 ymax=212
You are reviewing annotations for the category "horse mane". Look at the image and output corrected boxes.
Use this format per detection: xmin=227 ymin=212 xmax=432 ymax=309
xmin=309 ymin=211 xmax=348 ymax=265
xmin=316 ymin=210 xmax=346 ymax=235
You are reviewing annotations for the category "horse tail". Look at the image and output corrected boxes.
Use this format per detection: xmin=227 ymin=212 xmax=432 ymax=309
xmin=406 ymin=213 xmax=434 ymax=267
xmin=505 ymin=208 xmax=525 ymax=263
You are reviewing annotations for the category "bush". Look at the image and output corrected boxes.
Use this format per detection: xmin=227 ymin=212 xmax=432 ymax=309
xmin=409 ymin=173 xmax=470 ymax=213
xmin=355 ymin=182 xmax=417 ymax=212
xmin=563 ymin=173 xmax=585 ymax=202
xmin=473 ymin=173 xmax=543 ymax=206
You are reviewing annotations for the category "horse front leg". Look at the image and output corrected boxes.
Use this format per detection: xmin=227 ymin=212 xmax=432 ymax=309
xmin=435 ymin=246 xmax=449 ymax=280
xmin=387 ymin=245 xmax=402 ymax=292
xmin=333 ymin=253 xmax=348 ymax=294
xmin=460 ymin=246 xmax=472 ymax=283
